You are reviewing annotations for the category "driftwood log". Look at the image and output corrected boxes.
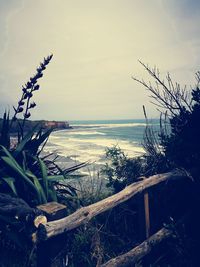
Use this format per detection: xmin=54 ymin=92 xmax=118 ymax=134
xmin=101 ymin=227 xmax=172 ymax=267
xmin=37 ymin=170 xmax=188 ymax=241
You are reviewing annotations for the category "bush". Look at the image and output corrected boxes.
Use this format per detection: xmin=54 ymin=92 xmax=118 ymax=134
xmin=102 ymin=146 xmax=144 ymax=192
xmin=134 ymin=63 xmax=200 ymax=182
xmin=99 ymin=63 xmax=200 ymax=266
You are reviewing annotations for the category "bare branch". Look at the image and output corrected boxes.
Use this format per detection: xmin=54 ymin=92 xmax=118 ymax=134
xmin=133 ymin=61 xmax=192 ymax=115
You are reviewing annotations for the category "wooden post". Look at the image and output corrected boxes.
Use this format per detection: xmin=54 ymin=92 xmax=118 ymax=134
xmin=144 ymin=192 xmax=150 ymax=238
xmin=138 ymin=194 xmax=145 ymax=241
xmin=138 ymin=185 xmax=150 ymax=240
xmin=36 ymin=202 xmax=68 ymax=267
xmin=37 ymin=202 xmax=67 ymax=221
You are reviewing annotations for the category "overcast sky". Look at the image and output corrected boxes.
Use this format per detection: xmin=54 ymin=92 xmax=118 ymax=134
xmin=0 ymin=0 xmax=200 ymax=120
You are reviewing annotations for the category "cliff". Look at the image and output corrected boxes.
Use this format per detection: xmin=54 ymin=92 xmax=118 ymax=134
xmin=42 ymin=120 xmax=72 ymax=130
xmin=0 ymin=119 xmax=72 ymax=133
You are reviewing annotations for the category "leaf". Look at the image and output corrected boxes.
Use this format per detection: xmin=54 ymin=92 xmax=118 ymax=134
xmin=0 ymin=112 xmax=10 ymax=148
xmin=52 ymin=161 xmax=88 ymax=179
xmin=2 ymin=177 xmax=18 ymax=196
xmin=13 ymin=124 xmax=39 ymax=157
xmin=66 ymin=174 xmax=86 ymax=179
xmin=0 ymin=150 xmax=38 ymax=196
xmin=28 ymin=128 xmax=53 ymax=155
xmin=0 ymin=145 xmax=16 ymax=159
xmin=56 ymin=187 xmax=75 ymax=197
xmin=47 ymin=174 xmax=85 ymax=182
xmin=63 ymin=161 xmax=89 ymax=175
xmin=22 ymin=150 xmax=27 ymax=171
xmin=47 ymin=175 xmax=65 ymax=182
xmin=26 ymin=170 xmax=47 ymax=204
xmin=38 ymin=158 xmax=48 ymax=199
xmin=48 ymin=188 xmax=57 ymax=202
xmin=57 ymin=182 xmax=78 ymax=197
xmin=65 ymin=184 xmax=78 ymax=196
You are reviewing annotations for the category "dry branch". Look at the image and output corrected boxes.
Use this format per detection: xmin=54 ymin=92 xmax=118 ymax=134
xmin=101 ymin=227 xmax=172 ymax=267
xmin=37 ymin=170 xmax=187 ymax=241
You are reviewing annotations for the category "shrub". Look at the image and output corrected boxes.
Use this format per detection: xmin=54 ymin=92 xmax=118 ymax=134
xmin=101 ymin=146 xmax=144 ymax=192
xmin=134 ymin=63 xmax=200 ymax=182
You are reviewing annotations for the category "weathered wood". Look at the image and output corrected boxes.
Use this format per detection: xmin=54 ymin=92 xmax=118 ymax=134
xmin=34 ymin=215 xmax=47 ymax=228
xmin=100 ymin=227 xmax=172 ymax=267
xmin=144 ymin=192 xmax=150 ymax=238
xmin=38 ymin=170 xmax=187 ymax=240
xmin=37 ymin=202 xmax=67 ymax=221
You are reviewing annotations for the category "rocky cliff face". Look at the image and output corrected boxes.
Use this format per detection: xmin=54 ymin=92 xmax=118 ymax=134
xmin=0 ymin=118 xmax=72 ymax=133
xmin=43 ymin=121 xmax=71 ymax=130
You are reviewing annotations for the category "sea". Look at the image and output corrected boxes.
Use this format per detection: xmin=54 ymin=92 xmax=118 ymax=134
xmin=44 ymin=119 xmax=159 ymax=167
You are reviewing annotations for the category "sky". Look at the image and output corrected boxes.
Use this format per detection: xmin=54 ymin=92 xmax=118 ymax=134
xmin=0 ymin=0 xmax=200 ymax=120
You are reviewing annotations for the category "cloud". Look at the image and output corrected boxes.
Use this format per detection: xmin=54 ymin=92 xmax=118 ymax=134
xmin=0 ymin=0 xmax=25 ymax=57
xmin=0 ymin=0 xmax=200 ymax=120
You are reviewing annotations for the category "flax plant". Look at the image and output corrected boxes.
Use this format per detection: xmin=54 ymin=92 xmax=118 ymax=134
xmin=0 ymin=55 xmax=86 ymax=207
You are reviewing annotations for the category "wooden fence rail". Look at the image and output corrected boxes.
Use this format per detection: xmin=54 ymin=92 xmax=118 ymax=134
xmin=35 ymin=170 xmax=188 ymax=242
xmin=101 ymin=227 xmax=172 ymax=267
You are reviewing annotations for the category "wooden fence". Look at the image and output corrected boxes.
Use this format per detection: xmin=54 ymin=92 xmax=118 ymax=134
xmin=32 ymin=169 xmax=189 ymax=266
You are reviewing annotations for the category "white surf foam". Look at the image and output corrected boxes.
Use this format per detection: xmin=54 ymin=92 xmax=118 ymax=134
xmin=71 ymin=123 xmax=147 ymax=129
xmin=45 ymin=134 xmax=145 ymax=164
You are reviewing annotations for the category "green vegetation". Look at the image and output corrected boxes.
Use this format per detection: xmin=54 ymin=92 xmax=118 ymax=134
xmin=0 ymin=55 xmax=87 ymax=207
xmin=134 ymin=63 xmax=200 ymax=180
xmin=102 ymin=145 xmax=143 ymax=192
xmin=0 ymin=55 xmax=88 ymax=266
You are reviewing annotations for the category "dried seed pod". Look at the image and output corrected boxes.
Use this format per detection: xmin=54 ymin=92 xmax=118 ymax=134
xmin=24 ymin=93 xmax=28 ymax=99
xmin=33 ymin=84 xmax=40 ymax=91
xmin=37 ymin=67 xmax=42 ymax=73
xmin=30 ymin=77 xmax=37 ymax=84
xmin=40 ymin=63 xmax=46 ymax=71
xmin=22 ymin=87 xmax=27 ymax=93
xmin=18 ymin=100 xmax=25 ymax=106
xmin=24 ymin=112 xmax=31 ymax=119
xmin=29 ymin=102 xmax=36 ymax=109
xmin=27 ymin=92 xmax=33 ymax=98
xmin=26 ymin=81 xmax=32 ymax=89
xmin=36 ymin=73 xmax=43 ymax=79
xmin=17 ymin=107 xmax=23 ymax=113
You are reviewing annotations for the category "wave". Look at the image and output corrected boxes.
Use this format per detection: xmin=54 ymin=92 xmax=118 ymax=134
xmin=71 ymin=123 xmax=147 ymax=129
xmin=43 ymin=121 xmax=148 ymax=164
xmin=66 ymin=131 xmax=106 ymax=136
xmin=45 ymin=135 xmax=145 ymax=163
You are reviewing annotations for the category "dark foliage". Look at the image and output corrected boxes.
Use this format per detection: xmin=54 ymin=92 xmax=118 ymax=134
xmin=0 ymin=55 xmax=86 ymax=208
xmin=101 ymin=146 xmax=143 ymax=192
xmin=133 ymin=64 xmax=200 ymax=181
xmin=100 ymin=64 xmax=200 ymax=266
